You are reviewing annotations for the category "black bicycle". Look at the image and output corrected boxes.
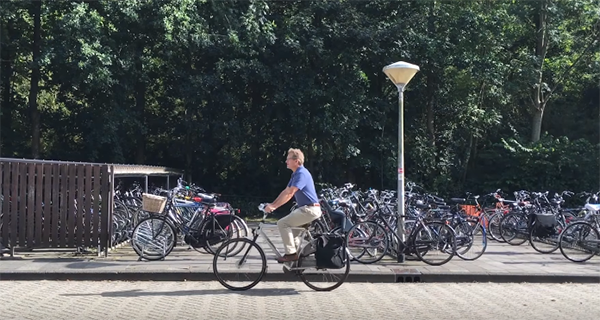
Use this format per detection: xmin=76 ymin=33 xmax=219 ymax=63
xmin=213 ymin=204 xmax=351 ymax=291
xmin=131 ymin=185 xmax=248 ymax=261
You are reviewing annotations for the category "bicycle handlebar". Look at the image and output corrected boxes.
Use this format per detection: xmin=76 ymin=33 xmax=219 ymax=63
xmin=258 ymin=203 xmax=269 ymax=220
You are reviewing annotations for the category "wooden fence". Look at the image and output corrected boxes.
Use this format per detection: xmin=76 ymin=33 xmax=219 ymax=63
xmin=0 ymin=159 xmax=114 ymax=255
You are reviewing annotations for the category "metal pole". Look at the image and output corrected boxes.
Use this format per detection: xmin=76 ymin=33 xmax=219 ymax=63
xmin=396 ymin=84 xmax=406 ymax=263
xmin=145 ymin=175 xmax=148 ymax=193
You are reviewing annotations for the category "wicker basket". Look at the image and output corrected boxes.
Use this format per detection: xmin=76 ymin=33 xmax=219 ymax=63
xmin=142 ymin=193 xmax=167 ymax=214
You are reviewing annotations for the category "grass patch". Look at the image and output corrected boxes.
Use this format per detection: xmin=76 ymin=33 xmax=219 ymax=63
xmin=244 ymin=216 xmax=279 ymax=223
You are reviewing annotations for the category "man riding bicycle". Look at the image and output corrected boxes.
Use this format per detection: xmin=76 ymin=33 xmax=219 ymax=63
xmin=264 ymin=148 xmax=322 ymax=263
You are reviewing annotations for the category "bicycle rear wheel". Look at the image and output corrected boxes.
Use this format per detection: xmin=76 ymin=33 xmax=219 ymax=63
xmin=200 ymin=215 xmax=248 ymax=255
xmin=213 ymin=238 xmax=267 ymax=291
xmin=529 ymin=223 xmax=561 ymax=254
xmin=559 ymin=222 xmax=599 ymax=262
xmin=413 ymin=221 xmax=456 ymax=266
xmin=297 ymin=249 xmax=350 ymax=291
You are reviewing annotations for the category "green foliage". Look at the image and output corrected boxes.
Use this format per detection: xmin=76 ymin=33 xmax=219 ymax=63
xmin=474 ymin=136 xmax=599 ymax=194
xmin=0 ymin=0 xmax=597 ymax=202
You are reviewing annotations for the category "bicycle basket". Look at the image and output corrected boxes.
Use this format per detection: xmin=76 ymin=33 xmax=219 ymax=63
xmin=142 ymin=193 xmax=167 ymax=214
xmin=460 ymin=205 xmax=480 ymax=217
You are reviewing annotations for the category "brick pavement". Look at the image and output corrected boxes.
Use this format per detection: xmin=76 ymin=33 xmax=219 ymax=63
xmin=0 ymin=224 xmax=599 ymax=283
xmin=1 ymin=281 xmax=599 ymax=320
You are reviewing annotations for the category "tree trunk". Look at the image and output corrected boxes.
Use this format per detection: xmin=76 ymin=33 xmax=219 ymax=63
xmin=531 ymin=107 xmax=544 ymax=143
xmin=185 ymin=104 xmax=193 ymax=180
xmin=460 ymin=134 xmax=473 ymax=188
xmin=426 ymin=1 xmax=437 ymax=144
xmin=29 ymin=0 xmax=42 ymax=159
xmin=426 ymin=81 xmax=436 ymax=143
xmin=0 ymin=18 xmax=13 ymax=157
xmin=306 ymin=110 xmax=313 ymax=167
xmin=184 ymin=104 xmax=192 ymax=182
xmin=531 ymin=0 xmax=549 ymax=142
xmin=134 ymin=44 xmax=146 ymax=164
xmin=380 ymin=122 xmax=385 ymax=190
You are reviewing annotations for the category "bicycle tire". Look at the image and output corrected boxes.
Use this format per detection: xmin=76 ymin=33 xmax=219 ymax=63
xmin=310 ymin=219 xmax=328 ymax=236
xmin=456 ymin=222 xmax=487 ymax=261
xmin=346 ymin=220 xmax=389 ymax=264
xmin=199 ymin=214 xmax=244 ymax=254
xmin=500 ymin=213 xmax=528 ymax=245
xmin=131 ymin=216 xmax=177 ymax=261
xmin=529 ymin=223 xmax=561 ymax=254
xmin=559 ymin=222 xmax=599 ymax=263
xmin=297 ymin=247 xmax=350 ymax=291
xmin=218 ymin=218 xmax=251 ymax=257
xmin=413 ymin=221 xmax=456 ymax=266
xmin=481 ymin=209 xmax=495 ymax=240
xmin=487 ymin=212 xmax=505 ymax=242
xmin=213 ymin=238 xmax=267 ymax=291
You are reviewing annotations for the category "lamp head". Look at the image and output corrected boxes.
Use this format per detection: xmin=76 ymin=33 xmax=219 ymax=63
xmin=383 ymin=61 xmax=420 ymax=86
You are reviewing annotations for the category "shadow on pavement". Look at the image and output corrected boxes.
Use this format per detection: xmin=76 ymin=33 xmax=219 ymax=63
xmin=25 ymin=259 xmax=126 ymax=269
xmin=60 ymin=288 xmax=302 ymax=297
xmin=502 ymin=260 xmax=600 ymax=265
xmin=64 ymin=261 xmax=126 ymax=269
xmin=482 ymin=251 xmax=534 ymax=255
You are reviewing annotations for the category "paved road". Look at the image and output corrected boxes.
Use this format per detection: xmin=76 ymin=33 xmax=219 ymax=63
xmin=1 ymin=281 xmax=598 ymax=320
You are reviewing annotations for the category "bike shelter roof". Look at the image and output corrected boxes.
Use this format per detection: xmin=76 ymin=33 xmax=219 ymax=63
xmin=0 ymin=157 xmax=183 ymax=177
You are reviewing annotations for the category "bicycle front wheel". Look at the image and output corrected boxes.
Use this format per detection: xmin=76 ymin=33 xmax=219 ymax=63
xmin=487 ymin=212 xmax=505 ymax=242
xmin=455 ymin=222 xmax=487 ymax=261
xmin=346 ymin=220 xmax=389 ymax=264
xmin=131 ymin=216 xmax=176 ymax=261
xmin=500 ymin=213 xmax=529 ymax=245
xmin=213 ymin=238 xmax=267 ymax=291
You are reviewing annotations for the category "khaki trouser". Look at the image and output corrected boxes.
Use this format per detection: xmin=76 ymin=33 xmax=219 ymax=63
xmin=277 ymin=205 xmax=322 ymax=254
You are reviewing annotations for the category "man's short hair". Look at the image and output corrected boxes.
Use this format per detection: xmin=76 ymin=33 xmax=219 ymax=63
xmin=287 ymin=148 xmax=305 ymax=165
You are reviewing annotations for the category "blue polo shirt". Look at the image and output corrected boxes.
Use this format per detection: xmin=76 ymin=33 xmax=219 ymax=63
xmin=287 ymin=166 xmax=319 ymax=206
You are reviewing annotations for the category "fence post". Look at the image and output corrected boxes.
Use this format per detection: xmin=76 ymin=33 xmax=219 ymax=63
xmin=105 ymin=165 xmax=115 ymax=257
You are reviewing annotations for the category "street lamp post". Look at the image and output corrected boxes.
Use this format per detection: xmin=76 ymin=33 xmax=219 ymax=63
xmin=383 ymin=61 xmax=420 ymax=263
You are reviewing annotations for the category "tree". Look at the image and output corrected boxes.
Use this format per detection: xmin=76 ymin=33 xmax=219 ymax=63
xmin=525 ymin=0 xmax=598 ymax=142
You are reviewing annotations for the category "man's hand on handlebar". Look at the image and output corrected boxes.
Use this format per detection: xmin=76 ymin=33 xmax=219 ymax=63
xmin=264 ymin=203 xmax=276 ymax=213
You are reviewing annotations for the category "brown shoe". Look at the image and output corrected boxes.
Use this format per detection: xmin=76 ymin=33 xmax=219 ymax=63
xmin=277 ymin=253 xmax=299 ymax=263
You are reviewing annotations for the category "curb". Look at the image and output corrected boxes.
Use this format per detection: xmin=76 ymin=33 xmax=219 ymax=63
xmin=0 ymin=272 xmax=394 ymax=282
xmin=1 ymin=271 xmax=597 ymax=283
xmin=418 ymin=273 xmax=600 ymax=284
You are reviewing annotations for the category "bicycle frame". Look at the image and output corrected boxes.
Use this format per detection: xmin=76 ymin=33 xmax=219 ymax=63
xmin=248 ymin=221 xmax=312 ymax=271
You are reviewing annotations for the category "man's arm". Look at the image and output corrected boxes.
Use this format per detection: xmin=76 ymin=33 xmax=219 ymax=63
xmin=266 ymin=186 xmax=298 ymax=212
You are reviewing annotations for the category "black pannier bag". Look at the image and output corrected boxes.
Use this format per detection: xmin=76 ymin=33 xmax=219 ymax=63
xmin=531 ymin=213 xmax=558 ymax=238
xmin=314 ymin=233 xmax=347 ymax=269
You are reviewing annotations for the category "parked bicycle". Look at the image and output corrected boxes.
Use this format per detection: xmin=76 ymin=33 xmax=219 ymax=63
xmin=346 ymin=200 xmax=457 ymax=266
xmin=131 ymin=182 xmax=248 ymax=261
